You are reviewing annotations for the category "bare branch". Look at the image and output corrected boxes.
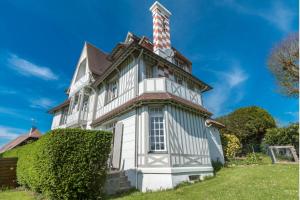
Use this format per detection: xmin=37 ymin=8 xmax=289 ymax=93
xmin=268 ymin=33 xmax=299 ymax=98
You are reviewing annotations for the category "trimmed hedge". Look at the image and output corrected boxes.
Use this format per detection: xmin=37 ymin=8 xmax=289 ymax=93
xmin=2 ymin=128 xmax=112 ymax=200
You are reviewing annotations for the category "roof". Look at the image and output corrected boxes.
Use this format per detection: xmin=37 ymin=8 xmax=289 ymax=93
xmin=0 ymin=127 xmax=42 ymax=153
xmin=85 ymin=43 xmax=112 ymax=77
xmin=92 ymin=34 xmax=212 ymax=92
xmin=91 ymin=92 xmax=212 ymax=126
xmin=48 ymin=99 xmax=70 ymax=114
xmin=205 ymin=119 xmax=225 ymax=128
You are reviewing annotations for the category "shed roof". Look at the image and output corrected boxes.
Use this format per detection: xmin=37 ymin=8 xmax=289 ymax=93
xmin=0 ymin=127 xmax=42 ymax=153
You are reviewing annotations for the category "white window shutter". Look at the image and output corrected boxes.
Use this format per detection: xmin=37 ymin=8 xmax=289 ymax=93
xmin=112 ymin=122 xmax=123 ymax=169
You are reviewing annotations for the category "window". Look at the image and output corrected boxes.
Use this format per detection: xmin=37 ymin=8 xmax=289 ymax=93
xmin=75 ymin=59 xmax=87 ymax=82
xmin=106 ymin=79 xmax=118 ymax=103
xmin=174 ymin=74 xmax=183 ymax=85
xmin=59 ymin=107 xmax=68 ymax=125
xmin=70 ymin=94 xmax=79 ymax=113
xmin=146 ymin=65 xmax=153 ymax=78
xmin=149 ymin=107 xmax=166 ymax=152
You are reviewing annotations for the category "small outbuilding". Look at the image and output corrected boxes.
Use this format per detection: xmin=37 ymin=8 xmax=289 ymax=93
xmin=0 ymin=127 xmax=42 ymax=153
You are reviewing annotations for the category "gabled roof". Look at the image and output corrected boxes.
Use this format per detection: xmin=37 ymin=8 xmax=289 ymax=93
xmin=85 ymin=42 xmax=112 ymax=77
xmin=48 ymin=99 xmax=70 ymax=114
xmin=0 ymin=127 xmax=42 ymax=153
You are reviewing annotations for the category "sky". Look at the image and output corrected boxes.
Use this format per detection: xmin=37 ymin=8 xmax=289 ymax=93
xmin=0 ymin=0 xmax=298 ymax=147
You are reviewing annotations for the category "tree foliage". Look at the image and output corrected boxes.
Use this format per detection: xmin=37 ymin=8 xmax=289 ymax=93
xmin=221 ymin=133 xmax=241 ymax=160
xmin=268 ymin=33 xmax=299 ymax=98
xmin=217 ymin=106 xmax=276 ymax=153
xmin=263 ymin=123 xmax=299 ymax=151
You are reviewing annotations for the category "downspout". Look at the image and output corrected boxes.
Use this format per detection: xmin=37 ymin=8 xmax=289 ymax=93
xmin=135 ymin=48 xmax=143 ymax=189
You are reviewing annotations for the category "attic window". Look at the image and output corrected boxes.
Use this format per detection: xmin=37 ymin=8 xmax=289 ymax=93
xmin=75 ymin=58 xmax=87 ymax=82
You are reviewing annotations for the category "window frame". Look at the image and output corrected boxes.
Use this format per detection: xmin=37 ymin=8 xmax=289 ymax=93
xmin=148 ymin=107 xmax=167 ymax=153
xmin=59 ymin=107 xmax=68 ymax=125
xmin=106 ymin=78 xmax=119 ymax=103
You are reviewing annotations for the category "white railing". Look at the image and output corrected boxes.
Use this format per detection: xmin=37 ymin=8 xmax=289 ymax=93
xmin=66 ymin=110 xmax=89 ymax=127
xmin=139 ymin=77 xmax=202 ymax=106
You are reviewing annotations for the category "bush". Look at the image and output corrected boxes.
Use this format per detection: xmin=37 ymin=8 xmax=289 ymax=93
xmin=2 ymin=128 xmax=112 ymax=200
xmin=263 ymin=123 xmax=299 ymax=152
xmin=1 ymin=140 xmax=42 ymax=191
xmin=227 ymin=153 xmax=266 ymax=166
xmin=211 ymin=160 xmax=223 ymax=174
xmin=217 ymin=106 xmax=276 ymax=153
xmin=221 ymin=133 xmax=241 ymax=160
xmin=245 ymin=153 xmax=262 ymax=165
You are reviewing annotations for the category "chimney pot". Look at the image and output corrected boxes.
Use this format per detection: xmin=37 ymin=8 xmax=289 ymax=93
xmin=150 ymin=1 xmax=173 ymax=60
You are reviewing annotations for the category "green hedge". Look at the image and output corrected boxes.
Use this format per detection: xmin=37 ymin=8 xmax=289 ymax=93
xmin=2 ymin=128 xmax=112 ymax=200
xmin=263 ymin=123 xmax=299 ymax=151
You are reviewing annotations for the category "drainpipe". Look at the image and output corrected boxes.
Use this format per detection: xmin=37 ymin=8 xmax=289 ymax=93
xmin=135 ymin=49 xmax=143 ymax=189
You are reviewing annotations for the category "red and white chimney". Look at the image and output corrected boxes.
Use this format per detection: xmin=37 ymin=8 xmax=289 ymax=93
xmin=150 ymin=1 xmax=173 ymax=59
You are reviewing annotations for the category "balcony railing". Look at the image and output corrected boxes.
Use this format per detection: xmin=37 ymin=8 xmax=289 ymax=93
xmin=65 ymin=110 xmax=89 ymax=127
xmin=139 ymin=77 xmax=202 ymax=106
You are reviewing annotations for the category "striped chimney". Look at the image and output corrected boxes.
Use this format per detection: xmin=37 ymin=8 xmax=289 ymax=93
xmin=150 ymin=1 xmax=172 ymax=58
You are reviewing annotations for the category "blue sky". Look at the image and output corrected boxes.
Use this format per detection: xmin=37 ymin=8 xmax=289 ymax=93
xmin=0 ymin=0 xmax=298 ymax=147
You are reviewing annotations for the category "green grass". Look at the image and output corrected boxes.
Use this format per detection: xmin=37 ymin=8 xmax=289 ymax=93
xmin=0 ymin=164 xmax=298 ymax=200
xmin=0 ymin=190 xmax=36 ymax=200
xmin=111 ymin=164 xmax=298 ymax=200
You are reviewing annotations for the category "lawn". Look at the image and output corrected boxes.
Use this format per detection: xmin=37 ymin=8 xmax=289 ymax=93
xmin=0 ymin=164 xmax=298 ymax=200
xmin=0 ymin=190 xmax=36 ymax=200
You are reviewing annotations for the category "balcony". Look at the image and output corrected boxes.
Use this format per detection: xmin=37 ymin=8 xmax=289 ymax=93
xmin=65 ymin=110 xmax=89 ymax=127
xmin=139 ymin=77 xmax=202 ymax=106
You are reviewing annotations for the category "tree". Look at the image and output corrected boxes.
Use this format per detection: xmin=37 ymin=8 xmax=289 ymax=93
xmin=268 ymin=33 xmax=299 ymax=98
xmin=263 ymin=123 xmax=299 ymax=152
xmin=217 ymin=106 xmax=276 ymax=153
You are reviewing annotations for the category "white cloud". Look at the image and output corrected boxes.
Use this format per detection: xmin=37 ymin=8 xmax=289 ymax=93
xmin=204 ymin=61 xmax=248 ymax=116
xmin=6 ymin=53 xmax=58 ymax=80
xmin=0 ymin=126 xmax=26 ymax=140
xmin=30 ymin=98 xmax=55 ymax=109
xmin=218 ymin=0 xmax=295 ymax=32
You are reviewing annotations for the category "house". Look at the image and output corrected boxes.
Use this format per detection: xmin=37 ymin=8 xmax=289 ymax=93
xmin=49 ymin=1 xmax=225 ymax=192
xmin=0 ymin=127 xmax=42 ymax=154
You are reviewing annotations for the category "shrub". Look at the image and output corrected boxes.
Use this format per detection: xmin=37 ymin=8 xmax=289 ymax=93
xmin=263 ymin=123 xmax=299 ymax=152
xmin=245 ymin=153 xmax=262 ymax=165
xmin=2 ymin=128 xmax=112 ymax=200
xmin=211 ymin=160 xmax=223 ymax=174
xmin=217 ymin=106 xmax=276 ymax=153
xmin=40 ymin=129 xmax=112 ymax=200
xmin=1 ymin=140 xmax=42 ymax=191
xmin=221 ymin=133 xmax=241 ymax=160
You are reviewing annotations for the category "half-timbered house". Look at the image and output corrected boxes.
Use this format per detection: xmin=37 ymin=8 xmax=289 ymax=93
xmin=49 ymin=1 xmax=224 ymax=192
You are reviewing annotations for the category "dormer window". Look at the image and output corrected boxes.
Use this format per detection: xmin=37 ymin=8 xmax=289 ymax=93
xmin=75 ymin=58 xmax=87 ymax=82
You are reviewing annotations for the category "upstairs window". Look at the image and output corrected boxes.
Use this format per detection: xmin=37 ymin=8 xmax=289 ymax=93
xmin=149 ymin=107 xmax=166 ymax=152
xmin=174 ymin=74 xmax=183 ymax=85
xmin=106 ymin=79 xmax=118 ymax=103
xmin=59 ymin=107 xmax=68 ymax=125
xmin=71 ymin=94 xmax=79 ymax=113
xmin=75 ymin=59 xmax=87 ymax=82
